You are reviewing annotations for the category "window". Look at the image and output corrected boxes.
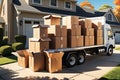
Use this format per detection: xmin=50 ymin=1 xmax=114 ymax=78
xmin=32 ymin=0 xmax=41 ymax=4
xmin=108 ymin=14 xmax=112 ymax=20
xmin=65 ymin=1 xmax=71 ymax=9
xmin=108 ymin=30 xmax=113 ymax=38
xmin=50 ymin=0 xmax=57 ymax=7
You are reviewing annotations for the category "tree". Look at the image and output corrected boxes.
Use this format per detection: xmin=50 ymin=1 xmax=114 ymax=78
xmin=99 ymin=4 xmax=113 ymax=10
xmin=114 ymin=0 xmax=120 ymax=22
xmin=80 ymin=1 xmax=94 ymax=10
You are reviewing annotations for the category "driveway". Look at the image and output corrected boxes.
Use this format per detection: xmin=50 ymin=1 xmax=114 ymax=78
xmin=0 ymin=50 xmax=120 ymax=80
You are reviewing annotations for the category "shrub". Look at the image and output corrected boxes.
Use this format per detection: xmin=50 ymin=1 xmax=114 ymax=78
xmin=0 ymin=45 xmax=13 ymax=57
xmin=15 ymin=35 xmax=26 ymax=47
xmin=12 ymin=42 xmax=25 ymax=51
xmin=0 ymin=27 xmax=4 ymax=46
xmin=1 ymin=36 xmax=8 ymax=46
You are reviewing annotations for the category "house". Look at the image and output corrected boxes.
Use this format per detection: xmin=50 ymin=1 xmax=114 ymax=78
xmin=0 ymin=0 xmax=120 ymax=47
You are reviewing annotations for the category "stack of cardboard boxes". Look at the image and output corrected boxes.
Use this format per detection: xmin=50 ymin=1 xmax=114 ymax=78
xmin=92 ymin=22 xmax=103 ymax=45
xmin=28 ymin=25 xmax=51 ymax=72
xmin=62 ymin=16 xmax=84 ymax=48
xmin=44 ymin=15 xmax=67 ymax=49
xmin=79 ymin=19 xmax=94 ymax=46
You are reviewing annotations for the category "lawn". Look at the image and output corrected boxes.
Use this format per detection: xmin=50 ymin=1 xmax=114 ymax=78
xmin=115 ymin=46 xmax=120 ymax=50
xmin=99 ymin=65 xmax=120 ymax=80
xmin=0 ymin=55 xmax=17 ymax=65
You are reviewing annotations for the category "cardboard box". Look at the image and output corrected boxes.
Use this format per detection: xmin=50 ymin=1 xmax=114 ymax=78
xmin=29 ymin=52 xmax=45 ymax=72
xmin=76 ymin=36 xmax=84 ymax=47
xmin=85 ymin=36 xmax=90 ymax=46
xmin=75 ymin=25 xmax=81 ymax=36
xmin=98 ymin=22 xmax=102 ymax=30
xmin=67 ymin=36 xmax=76 ymax=48
xmin=97 ymin=30 xmax=103 ymax=37
xmin=29 ymin=38 xmax=50 ymax=52
xmin=89 ymin=36 xmax=94 ymax=46
xmin=17 ymin=50 xmax=29 ymax=68
xmin=92 ymin=22 xmax=102 ymax=30
xmin=79 ymin=19 xmax=92 ymax=28
xmin=48 ymin=25 xmax=67 ymax=37
xmin=96 ymin=37 xmax=103 ymax=45
xmin=44 ymin=15 xmax=61 ymax=25
xmin=82 ymin=28 xmax=94 ymax=36
xmin=62 ymin=16 xmax=79 ymax=26
xmin=33 ymin=25 xmax=49 ymax=39
xmin=45 ymin=52 xmax=64 ymax=73
xmin=49 ymin=37 xmax=67 ymax=49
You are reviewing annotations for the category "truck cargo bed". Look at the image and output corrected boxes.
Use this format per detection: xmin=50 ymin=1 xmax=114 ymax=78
xmin=45 ymin=45 xmax=104 ymax=53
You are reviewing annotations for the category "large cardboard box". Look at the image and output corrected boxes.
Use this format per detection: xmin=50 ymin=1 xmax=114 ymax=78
xmin=33 ymin=25 xmax=49 ymax=38
xmin=29 ymin=52 xmax=45 ymax=72
xmin=29 ymin=38 xmax=50 ymax=52
xmin=89 ymin=36 xmax=94 ymax=46
xmin=84 ymin=36 xmax=90 ymax=46
xmin=79 ymin=19 xmax=92 ymax=28
xmin=76 ymin=36 xmax=84 ymax=47
xmin=67 ymin=36 xmax=76 ymax=48
xmin=49 ymin=37 xmax=67 ymax=49
xmin=17 ymin=50 xmax=29 ymax=68
xmin=82 ymin=28 xmax=94 ymax=36
xmin=45 ymin=52 xmax=64 ymax=73
xmin=96 ymin=37 xmax=103 ymax=45
xmin=48 ymin=25 xmax=67 ymax=37
xmin=44 ymin=15 xmax=61 ymax=25
xmin=62 ymin=16 xmax=79 ymax=26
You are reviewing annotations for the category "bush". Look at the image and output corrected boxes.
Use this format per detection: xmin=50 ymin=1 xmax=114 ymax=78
xmin=1 ymin=36 xmax=8 ymax=46
xmin=0 ymin=45 xmax=13 ymax=57
xmin=0 ymin=27 xmax=4 ymax=46
xmin=12 ymin=42 xmax=25 ymax=51
xmin=15 ymin=35 xmax=26 ymax=47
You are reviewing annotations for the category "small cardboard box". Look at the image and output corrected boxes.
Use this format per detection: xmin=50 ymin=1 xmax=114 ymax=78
xmin=85 ymin=19 xmax=92 ymax=28
xmin=33 ymin=25 xmax=49 ymax=39
xmin=61 ymin=25 xmax=67 ymax=37
xmin=97 ymin=30 xmax=103 ymax=37
xmin=76 ymin=36 xmax=84 ymax=47
xmin=17 ymin=50 xmax=29 ymax=68
xmin=98 ymin=22 xmax=102 ymax=30
xmin=96 ymin=37 xmax=103 ymax=45
xmin=29 ymin=38 xmax=50 ymax=52
xmin=29 ymin=52 xmax=45 ymax=72
xmin=75 ymin=25 xmax=81 ymax=36
xmin=45 ymin=52 xmax=64 ymax=73
xmin=67 ymin=36 xmax=76 ymax=48
xmin=82 ymin=28 xmax=94 ymax=36
xmin=44 ymin=15 xmax=61 ymax=25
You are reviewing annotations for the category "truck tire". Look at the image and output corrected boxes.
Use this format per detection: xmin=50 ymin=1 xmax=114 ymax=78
xmin=107 ymin=46 xmax=113 ymax=56
xmin=65 ymin=54 xmax=77 ymax=67
xmin=77 ymin=53 xmax=85 ymax=65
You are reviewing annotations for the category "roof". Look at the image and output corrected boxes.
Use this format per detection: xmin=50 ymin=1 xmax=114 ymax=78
xmin=106 ymin=21 xmax=120 ymax=26
xmin=12 ymin=0 xmax=106 ymax=17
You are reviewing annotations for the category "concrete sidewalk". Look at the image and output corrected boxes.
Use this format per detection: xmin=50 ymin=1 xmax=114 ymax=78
xmin=0 ymin=50 xmax=120 ymax=80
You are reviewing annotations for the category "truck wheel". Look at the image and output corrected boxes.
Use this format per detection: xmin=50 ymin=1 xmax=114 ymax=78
xmin=66 ymin=54 xmax=77 ymax=67
xmin=107 ymin=46 xmax=113 ymax=56
xmin=77 ymin=54 xmax=85 ymax=65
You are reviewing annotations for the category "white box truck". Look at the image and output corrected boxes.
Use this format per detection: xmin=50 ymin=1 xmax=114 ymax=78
xmin=45 ymin=16 xmax=115 ymax=67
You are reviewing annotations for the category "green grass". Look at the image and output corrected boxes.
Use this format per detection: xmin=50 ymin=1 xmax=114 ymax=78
xmin=0 ymin=55 xmax=17 ymax=65
xmin=115 ymin=47 xmax=120 ymax=50
xmin=99 ymin=65 xmax=120 ymax=80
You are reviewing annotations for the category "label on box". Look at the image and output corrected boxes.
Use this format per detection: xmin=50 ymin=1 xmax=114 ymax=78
xmin=61 ymin=44 xmax=63 ymax=48
xmin=61 ymin=37 xmax=63 ymax=40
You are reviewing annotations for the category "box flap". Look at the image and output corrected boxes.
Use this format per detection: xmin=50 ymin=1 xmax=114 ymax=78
xmin=32 ymin=24 xmax=49 ymax=28
xmin=17 ymin=50 xmax=25 ymax=57
xmin=43 ymin=15 xmax=61 ymax=19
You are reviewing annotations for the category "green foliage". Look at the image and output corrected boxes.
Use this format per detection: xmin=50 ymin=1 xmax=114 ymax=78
xmin=0 ymin=55 xmax=17 ymax=65
xmin=1 ymin=36 xmax=8 ymax=46
xmin=12 ymin=42 xmax=25 ymax=51
xmin=99 ymin=4 xmax=113 ymax=10
xmin=0 ymin=27 xmax=4 ymax=46
xmin=0 ymin=45 xmax=13 ymax=57
xmin=15 ymin=35 xmax=26 ymax=47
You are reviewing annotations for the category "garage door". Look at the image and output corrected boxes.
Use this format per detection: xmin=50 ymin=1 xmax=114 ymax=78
xmin=115 ymin=33 xmax=120 ymax=44
xmin=23 ymin=20 xmax=44 ymax=48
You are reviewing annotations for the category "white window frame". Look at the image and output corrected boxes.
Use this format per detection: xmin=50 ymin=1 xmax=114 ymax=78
xmin=64 ymin=1 xmax=72 ymax=10
xmin=49 ymin=0 xmax=58 ymax=8
xmin=32 ymin=0 xmax=42 ymax=5
xmin=107 ymin=14 xmax=113 ymax=21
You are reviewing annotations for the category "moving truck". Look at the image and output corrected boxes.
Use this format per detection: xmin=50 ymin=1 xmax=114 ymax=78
xmin=45 ymin=16 xmax=115 ymax=67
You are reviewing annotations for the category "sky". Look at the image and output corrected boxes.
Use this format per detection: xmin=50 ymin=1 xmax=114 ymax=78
xmin=77 ymin=0 xmax=115 ymax=10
